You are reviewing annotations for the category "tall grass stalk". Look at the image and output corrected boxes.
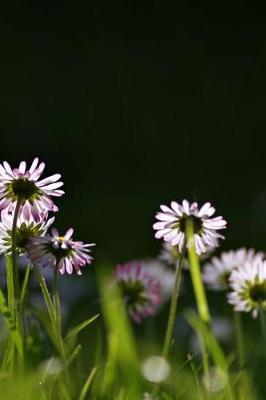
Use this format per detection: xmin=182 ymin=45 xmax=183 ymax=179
xmin=162 ymin=252 xmax=184 ymax=359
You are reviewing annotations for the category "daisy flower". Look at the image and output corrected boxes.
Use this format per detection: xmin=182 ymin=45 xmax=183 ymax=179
xmin=26 ymin=228 xmax=95 ymax=275
xmin=228 ymin=259 xmax=266 ymax=318
xmin=153 ymin=200 xmax=226 ymax=255
xmin=203 ymin=248 xmax=264 ymax=290
xmin=0 ymin=207 xmax=54 ymax=256
xmin=0 ymin=158 xmax=64 ymax=220
xmin=115 ymin=262 xmax=163 ymax=323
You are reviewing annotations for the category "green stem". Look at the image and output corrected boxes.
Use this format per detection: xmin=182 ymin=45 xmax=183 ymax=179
xmin=185 ymin=219 xmax=210 ymax=323
xmin=11 ymin=199 xmax=22 ymax=306
xmin=161 ymin=253 xmax=184 ymax=359
xmin=185 ymin=218 xmax=211 ymax=391
xmin=11 ymin=199 xmax=24 ymax=360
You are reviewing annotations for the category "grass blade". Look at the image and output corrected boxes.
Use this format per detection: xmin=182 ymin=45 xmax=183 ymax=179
xmin=79 ymin=366 xmax=98 ymax=400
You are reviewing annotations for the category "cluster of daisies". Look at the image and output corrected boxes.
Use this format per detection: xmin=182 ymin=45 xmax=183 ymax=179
xmin=0 ymin=158 xmax=94 ymax=275
xmin=117 ymin=199 xmax=266 ymax=324
xmin=1 ymin=159 xmax=265 ymax=324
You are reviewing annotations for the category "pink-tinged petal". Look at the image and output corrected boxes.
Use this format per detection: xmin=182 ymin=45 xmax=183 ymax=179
xmin=160 ymin=204 xmax=176 ymax=214
xmin=171 ymin=233 xmax=181 ymax=246
xmin=0 ymin=198 xmax=10 ymax=209
xmin=198 ymin=202 xmax=212 ymax=217
xmin=30 ymin=162 xmax=45 ymax=181
xmin=65 ymin=258 xmax=73 ymax=274
xmin=40 ymin=182 xmax=64 ymax=191
xmin=43 ymin=189 xmax=65 ymax=197
xmin=0 ymin=163 xmax=7 ymax=176
xmin=65 ymin=228 xmax=74 ymax=240
xmin=182 ymin=199 xmax=190 ymax=215
xmin=22 ymin=201 xmax=31 ymax=221
xmin=36 ymin=174 xmax=62 ymax=187
xmin=51 ymin=228 xmax=59 ymax=238
xmin=156 ymin=213 xmax=177 ymax=222
xmin=59 ymin=259 xmax=65 ymax=274
xmin=155 ymin=228 xmax=172 ymax=239
xmin=3 ymin=161 xmax=14 ymax=176
xmin=171 ymin=201 xmax=183 ymax=216
xmin=153 ymin=221 xmax=167 ymax=230
xmin=203 ymin=220 xmax=226 ymax=229
xmin=29 ymin=157 xmax=39 ymax=174
xmin=19 ymin=161 xmax=26 ymax=174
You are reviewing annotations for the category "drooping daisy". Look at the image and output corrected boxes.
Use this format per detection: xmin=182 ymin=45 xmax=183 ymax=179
xmin=203 ymin=248 xmax=264 ymax=291
xmin=138 ymin=259 xmax=176 ymax=299
xmin=0 ymin=158 xmax=64 ymax=220
xmin=26 ymin=228 xmax=95 ymax=275
xmin=228 ymin=259 xmax=266 ymax=318
xmin=0 ymin=207 xmax=54 ymax=256
xmin=153 ymin=200 xmax=226 ymax=255
xmin=115 ymin=262 xmax=163 ymax=323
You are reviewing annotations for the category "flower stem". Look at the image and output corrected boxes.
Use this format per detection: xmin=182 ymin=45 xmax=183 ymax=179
xmin=161 ymin=252 xmax=184 ymax=359
xmin=185 ymin=219 xmax=210 ymax=323
xmin=11 ymin=199 xmax=24 ymax=359
xmin=185 ymin=218 xmax=211 ymax=389
xmin=11 ymin=199 xmax=22 ymax=307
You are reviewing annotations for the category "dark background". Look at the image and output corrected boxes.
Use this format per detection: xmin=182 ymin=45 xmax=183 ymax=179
xmin=1 ymin=0 xmax=266 ymax=261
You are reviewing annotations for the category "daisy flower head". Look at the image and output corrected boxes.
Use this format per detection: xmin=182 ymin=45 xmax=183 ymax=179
xmin=0 ymin=207 xmax=54 ymax=256
xmin=153 ymin=200 xmax=226 ymax=255
xmin=228 ymin=258 xmax=266 ymax=318
xmin=0 ymin=158 xmax=64 ymax=221
xmin=203 ymin=248 xmax=264 ymax=291
xmin=26 ymin=228 xmax=95 ymax=275
xmin=115 ymin=262 xmax=163 ymax=323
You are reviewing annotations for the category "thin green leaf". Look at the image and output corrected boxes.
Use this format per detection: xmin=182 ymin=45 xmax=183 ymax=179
xmin=66 ymin=345 xmax=82 ymax=367
xmin=21 ymin=265 xmax=31 ymax=306
xmin=79 ymin=366 xmax=98 ymax=400
xmin=33 ymin=265 xmax=55 ymax=325
xmin=64 ymin=314 xmax=99 ymax=343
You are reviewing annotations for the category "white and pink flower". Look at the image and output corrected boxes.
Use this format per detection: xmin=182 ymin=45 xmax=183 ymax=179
xmin=26 ymin=228 xmax=95 ymax=275
xmin=153 ymin=200 xmax=226 ymax=255
xmin=115 ymin=262 xmax=163 ymax=323
xmin=0 ymin=158 xmax=64 ymax=220
xmin=228 ymin=258 xmax=266 ymax=318
xmin=0 ymin=207 xmax=54 ymax=255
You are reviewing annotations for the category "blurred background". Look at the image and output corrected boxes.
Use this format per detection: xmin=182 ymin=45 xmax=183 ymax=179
xmin=1 ymin=1 xmax=266 ymax=396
